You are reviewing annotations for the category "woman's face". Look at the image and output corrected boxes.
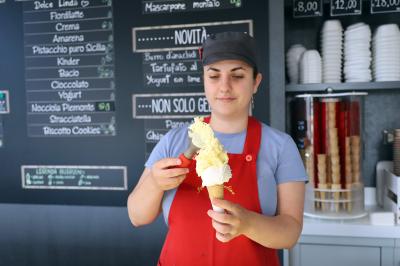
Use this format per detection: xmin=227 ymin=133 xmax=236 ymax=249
xmin=203 ymin=59 xmax=262 ymax=119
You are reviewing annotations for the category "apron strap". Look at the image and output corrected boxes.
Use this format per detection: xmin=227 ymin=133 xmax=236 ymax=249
xmin=243 ymin=116 xmax=261 ymax=160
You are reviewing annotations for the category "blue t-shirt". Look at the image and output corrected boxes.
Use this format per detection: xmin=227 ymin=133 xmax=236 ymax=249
xmin=145 ymin=122 xmax=308 ymax=225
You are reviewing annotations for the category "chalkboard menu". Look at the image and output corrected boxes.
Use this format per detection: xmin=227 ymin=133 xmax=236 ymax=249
xmin=22 ymin=165 xmax=126 ymax=190
xmin=141 ymin=0 xmax=242 ymax=14
xmin=133 ymin=20 xmax=251 ymax=90
xmin=23 ymin=0 xmax=116 ymax=137
xmin=133 ymin=93 xmax=210 ymax=118
xmin=141 ymin=50 xmax=202 ymax=89
xmin=0 ymin=1 xmax=268 ymax=205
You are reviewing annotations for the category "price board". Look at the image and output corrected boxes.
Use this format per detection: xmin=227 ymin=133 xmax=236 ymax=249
xmin=293 ymin=0 xmax=323 ymax=17
xmin=331 ymin=0 xmax=362 ymax=16
xmin=371 ymin=0 xmax=400 ymax=13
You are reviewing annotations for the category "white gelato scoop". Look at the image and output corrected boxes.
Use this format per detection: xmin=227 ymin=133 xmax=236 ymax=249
xmin=200 ymin=164 xmax=232 ymax=187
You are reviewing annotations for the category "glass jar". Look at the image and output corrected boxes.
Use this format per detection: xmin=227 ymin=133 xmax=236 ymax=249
xmin=291 ymin=92 xmax=368 ymax=219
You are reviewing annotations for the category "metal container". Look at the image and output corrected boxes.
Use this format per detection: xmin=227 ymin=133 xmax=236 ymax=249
xmin=292 ymin=92 xmax=368 ymax=219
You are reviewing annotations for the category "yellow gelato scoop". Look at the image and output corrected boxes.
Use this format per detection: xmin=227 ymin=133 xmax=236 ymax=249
xmin=188 ymin=117 xmax=231 ymax=186
xmin=188 ymin=117 xmax=214 ymax=149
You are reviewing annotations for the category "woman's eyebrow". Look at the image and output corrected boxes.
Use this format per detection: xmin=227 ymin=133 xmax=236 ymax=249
xmin=231 ymin=67 xmax=245 ymax=72
xmin=206 ymin=66 xmax=246 ymax=72
xmin=207 ymin=67 xmax=220 ymax=72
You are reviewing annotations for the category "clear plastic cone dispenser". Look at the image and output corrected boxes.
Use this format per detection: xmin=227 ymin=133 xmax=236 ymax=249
xmin=292 ymin=92 xmax=368 ymax=219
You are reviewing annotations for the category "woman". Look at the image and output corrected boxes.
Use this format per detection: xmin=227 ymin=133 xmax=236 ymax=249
xmin=127 ymin=32 xmax=307 ymax=266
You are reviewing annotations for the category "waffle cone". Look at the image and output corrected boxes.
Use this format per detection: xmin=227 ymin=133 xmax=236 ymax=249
xmin=207 ymin=184 xmax=224 ymax=200
xmin=207 ymin=184 xmax=224 ymax=213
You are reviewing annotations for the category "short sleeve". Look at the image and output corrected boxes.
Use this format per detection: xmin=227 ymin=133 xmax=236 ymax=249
xmin=144 ymin=132 xmax=169 ymax=168
xmin=275 ymin=135 xmax=308 ymax=184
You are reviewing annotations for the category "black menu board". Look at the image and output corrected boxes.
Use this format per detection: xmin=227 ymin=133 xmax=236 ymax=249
xmin=0 ymin=1 xmax=268 ymax=205
xmin=142 ymin=0 xmax=242 ymax=14
xmin=133 ymin=20 xmax=251 ymax=89
xmin=141 ymin=50 xmax=202 ymax=89
xmin=23 ymin=0 xmax=116 ymax=137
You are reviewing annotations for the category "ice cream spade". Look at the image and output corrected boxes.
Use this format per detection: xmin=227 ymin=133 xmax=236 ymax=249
xmin=175 ymin=137 xmax=201 ymax=168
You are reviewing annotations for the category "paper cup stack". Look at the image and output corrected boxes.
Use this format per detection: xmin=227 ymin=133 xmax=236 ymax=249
xmin=394 ymin=129 xmax=400 ymax=176
xmin=321 ymin=20 xmax=343 ymax=83
xmin=343 ymin=23 xmax=372 ymax=82
xmin=372 ymin=24 xmax=400 ymax=81
xmin=299 ymin=50 xmax=322 ymax=84
xmin=286 ymin=44 xmax=306 ymax=84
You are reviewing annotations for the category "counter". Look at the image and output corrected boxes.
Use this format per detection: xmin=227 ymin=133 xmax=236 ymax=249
xmin=302 ymin=208 xmax=400 ymax=239
xmin=284 ymin=205 xmax=400 ymax=266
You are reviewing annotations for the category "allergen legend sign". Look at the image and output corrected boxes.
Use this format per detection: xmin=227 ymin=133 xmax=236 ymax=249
xmin=23 ymin=0 xmax=117 ymax=137
xmin=22 ymin=165 xmax=127 ymax=190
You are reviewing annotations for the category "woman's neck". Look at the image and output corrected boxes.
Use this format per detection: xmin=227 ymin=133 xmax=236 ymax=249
xmin=209 ymin=113 xmax=248 ymax=133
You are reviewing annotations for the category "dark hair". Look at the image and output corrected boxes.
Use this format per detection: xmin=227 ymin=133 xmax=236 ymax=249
xmin=253 ymin=67 xmax=259 ymax=79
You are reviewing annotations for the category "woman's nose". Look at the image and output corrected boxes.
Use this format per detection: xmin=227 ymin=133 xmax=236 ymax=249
xmin=219 ymin=76 xmax=232 ymax=92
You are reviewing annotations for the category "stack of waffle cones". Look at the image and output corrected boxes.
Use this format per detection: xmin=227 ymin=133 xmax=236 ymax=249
xmin=350 ymin=136 xmax=361 ymax=183
xmin=327 ymin=101 xmax=341 ymax=212
xmin=329 ymin=131 xmax=341 ymax=212
xmin=345 ymin=136 xmax=352 ymax=212
xmin=317 ymin=154 xmax=327 ymax=210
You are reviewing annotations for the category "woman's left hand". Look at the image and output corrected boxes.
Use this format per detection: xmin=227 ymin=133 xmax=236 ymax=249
xmin=207 ymin=198 xmax=250 ymax=243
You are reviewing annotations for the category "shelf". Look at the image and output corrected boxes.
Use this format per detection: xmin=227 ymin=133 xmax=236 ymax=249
xmin=286 ymin=81 xmax=400 ymax=92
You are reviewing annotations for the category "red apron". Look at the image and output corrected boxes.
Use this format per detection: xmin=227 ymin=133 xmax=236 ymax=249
xmin=158 ymin=117 xmax=279 ymax=266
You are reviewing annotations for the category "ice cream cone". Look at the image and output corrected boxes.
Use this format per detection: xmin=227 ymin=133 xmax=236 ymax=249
xmin=189 ymin=117 xmax=232 ymax=214
xmin=207 ymin=184 xmax=224 ymax=213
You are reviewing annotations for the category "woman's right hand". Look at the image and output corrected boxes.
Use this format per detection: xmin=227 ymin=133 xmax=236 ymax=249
xmin=150 ymin=158 xmax=189 ymax=191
